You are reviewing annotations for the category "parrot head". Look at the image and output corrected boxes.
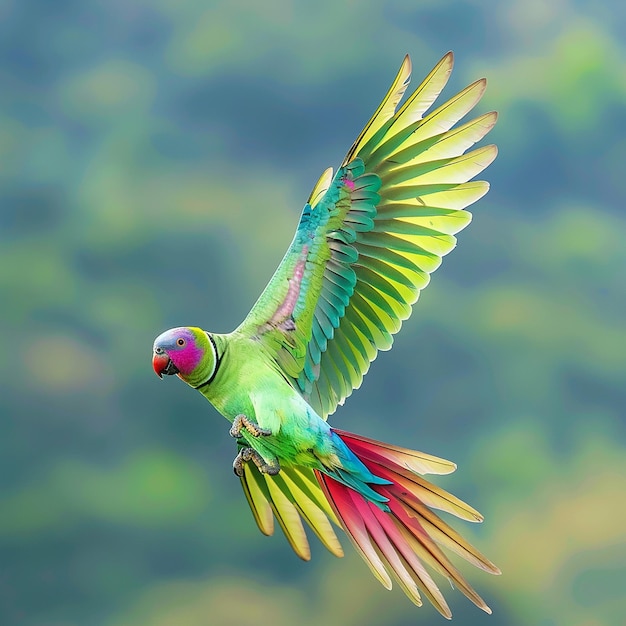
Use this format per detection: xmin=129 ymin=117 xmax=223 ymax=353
xmin=152 ymin=326 xmax=214 ymax=387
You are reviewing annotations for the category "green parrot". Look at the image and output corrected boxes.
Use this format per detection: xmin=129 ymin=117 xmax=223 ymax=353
xmin=152 ymin=52 xmax=499 ymax=618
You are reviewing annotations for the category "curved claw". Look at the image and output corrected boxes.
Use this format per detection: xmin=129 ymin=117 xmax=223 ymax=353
xmin=233 ymin=446 xmax=280 ymax=477
xmin=230 ymin=414 xmax=272 ymax=439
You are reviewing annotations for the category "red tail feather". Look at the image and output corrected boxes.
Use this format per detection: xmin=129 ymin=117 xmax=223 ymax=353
xmin=315 ymin=428 xmax=500 ymax=619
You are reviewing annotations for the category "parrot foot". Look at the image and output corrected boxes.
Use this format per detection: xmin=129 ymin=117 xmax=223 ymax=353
xmin=229 ymin=414 xmax=272 ymax=439
xmin=233 ymin=447 xmax=280 ymax=477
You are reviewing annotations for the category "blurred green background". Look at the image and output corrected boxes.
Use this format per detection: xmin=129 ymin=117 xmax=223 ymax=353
xmin=2 ymin=0 xmax=625 ymax=624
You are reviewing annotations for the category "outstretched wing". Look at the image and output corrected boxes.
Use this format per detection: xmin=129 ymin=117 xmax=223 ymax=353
xmin=236 ymin=52 xmax=497 ymax=418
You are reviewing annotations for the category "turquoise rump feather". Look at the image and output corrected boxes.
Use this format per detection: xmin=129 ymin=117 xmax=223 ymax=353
xmin=152 ymin=52 xmax=499 ymax=619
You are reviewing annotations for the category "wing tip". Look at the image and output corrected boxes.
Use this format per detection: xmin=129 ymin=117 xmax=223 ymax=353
xmin=475 ymin=76 xmax=488 ymax=94
xmin=398 ymin=54 xmax=412 ymax=90
xmin=483 ymin=110 xmax=499 ymax=129
xmin=437 ymin=50 xmax=455 ymax=78
xmin=478 ymin=143 xmax=499 ymax=170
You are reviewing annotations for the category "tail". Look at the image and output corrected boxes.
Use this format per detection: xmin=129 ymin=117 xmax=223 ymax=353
xmin=315 ymin=428 xmax=500 ymax=619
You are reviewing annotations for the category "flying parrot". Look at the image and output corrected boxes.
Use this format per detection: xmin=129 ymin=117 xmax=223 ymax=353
xmin=152 ymin=52 xmax=499 ymax=618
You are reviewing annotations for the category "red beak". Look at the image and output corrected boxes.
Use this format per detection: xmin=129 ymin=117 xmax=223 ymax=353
xmin=152 ymin=352 xmax=170 ymax=378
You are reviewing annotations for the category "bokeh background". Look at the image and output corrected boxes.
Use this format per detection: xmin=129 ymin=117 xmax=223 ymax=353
xmin=2 ymin=0 xmax=625 ymax=624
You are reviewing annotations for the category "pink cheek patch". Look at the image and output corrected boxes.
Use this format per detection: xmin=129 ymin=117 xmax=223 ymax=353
xmin=344 ymin=178 xmax=356 ymax=191
xmin=171 ymin=343 xmax=203 ymax=375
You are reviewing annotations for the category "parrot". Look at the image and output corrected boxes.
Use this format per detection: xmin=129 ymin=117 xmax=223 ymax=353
xmin=152 ymin=52 xmax=500 ymax=619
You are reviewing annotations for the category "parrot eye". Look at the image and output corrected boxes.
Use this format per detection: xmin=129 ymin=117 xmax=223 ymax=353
xmin=177 ymin=338 xmax=185 ymax=347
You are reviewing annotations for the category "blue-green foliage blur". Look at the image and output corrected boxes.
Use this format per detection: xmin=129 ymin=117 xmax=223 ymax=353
xmin=2 ymin=1 xmax=625 ymax=624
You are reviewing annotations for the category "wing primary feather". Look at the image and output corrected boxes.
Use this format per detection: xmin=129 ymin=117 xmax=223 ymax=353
xmin=343 ymin=55 xmax=412 ymax=165
xmin=357 ymin=52 xmax=455 ymax=162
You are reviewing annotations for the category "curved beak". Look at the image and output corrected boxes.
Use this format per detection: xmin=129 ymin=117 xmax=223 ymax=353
xmin=152 ymin=352 xmax=179 ymax=378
